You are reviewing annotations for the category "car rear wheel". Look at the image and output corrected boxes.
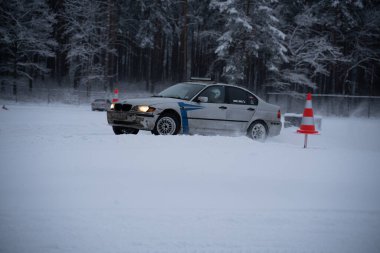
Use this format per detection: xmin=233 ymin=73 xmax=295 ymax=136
xmin=247 ymin=121 xmax=268 ymax=142
xmin=153 ymin=113 xmax=180 ymax=135
xmin=112 ymin=126 xmax=139 ymax=135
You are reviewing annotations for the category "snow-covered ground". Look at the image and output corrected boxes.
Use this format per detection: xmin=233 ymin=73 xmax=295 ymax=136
xmin=0 ymin=101 xmax=380 ymax=253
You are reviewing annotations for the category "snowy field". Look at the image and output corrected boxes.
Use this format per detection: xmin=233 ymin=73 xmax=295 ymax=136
xmin=1 ymin=101 xmax=380 ymax=253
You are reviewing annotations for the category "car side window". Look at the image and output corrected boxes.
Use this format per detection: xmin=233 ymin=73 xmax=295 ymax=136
xmin=197 ymin=86 xmax=225 ymax=103
xmin=226 ymin=87 xmax=258 ymax=105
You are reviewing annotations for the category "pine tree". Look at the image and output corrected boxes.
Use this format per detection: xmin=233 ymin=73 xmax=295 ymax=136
xmin=210 ymin=0 xmax=287 ymax=94
xmin=275 ymin=0 xmax=343 ymax=93
xmin=0 ymin=0 xmax=57 ymax=89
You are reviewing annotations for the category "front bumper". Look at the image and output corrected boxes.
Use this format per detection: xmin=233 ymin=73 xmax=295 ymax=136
xmin=107 ymin=110 xmax=158 ymax=130
xmin=92 ymin=104 xmax=108 ymax=110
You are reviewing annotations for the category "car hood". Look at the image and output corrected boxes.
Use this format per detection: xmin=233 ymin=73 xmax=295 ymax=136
xmin=120 ymin=97 xmax=184 ymax=106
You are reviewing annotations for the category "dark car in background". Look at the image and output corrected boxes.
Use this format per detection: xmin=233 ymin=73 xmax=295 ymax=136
xmin=91 ymin=99 xmax=111 ymax=111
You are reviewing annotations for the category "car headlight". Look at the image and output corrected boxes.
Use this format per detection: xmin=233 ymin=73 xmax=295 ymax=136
xmin=133 ymin=105 xmax=156 ymax=113
xmin=110 ymin=103 xmax=115 ymax=110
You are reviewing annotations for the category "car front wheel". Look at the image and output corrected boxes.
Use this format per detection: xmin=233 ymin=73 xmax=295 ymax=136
xmin=112 ymin=126 xmax=139 ymax=135
xmin=152 ymin=113 xmax=180 ymax=135
xmin=247 ymin=121 xmax=268 ymax=142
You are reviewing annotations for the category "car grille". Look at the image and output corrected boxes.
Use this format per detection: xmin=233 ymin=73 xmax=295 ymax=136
xmin=114 ymin=103 xmax=132 ymax=112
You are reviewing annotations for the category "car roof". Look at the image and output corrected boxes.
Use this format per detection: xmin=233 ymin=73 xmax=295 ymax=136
xmin=185 ymin=81 xmax=253 ymax=92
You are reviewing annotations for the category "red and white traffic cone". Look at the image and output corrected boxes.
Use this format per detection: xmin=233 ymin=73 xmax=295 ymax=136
xmin=297 ymin=93 xmax=318 ymax=148
xmin=112 ymin=88 xmax=119 ymax=103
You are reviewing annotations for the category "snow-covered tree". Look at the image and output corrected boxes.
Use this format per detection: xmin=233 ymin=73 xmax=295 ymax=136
xmin=0 ymin=0 xmax=56 ymax=87
xmin=324 ymin=0 xmax=380 ymax=94
xmin=210 ymin=0 xmax=287 ymax=93
xmin=63 ymin=0 xmax=116 ymax=89
xmin=0 ymin=0 xmax=379 ymax=96
xmin=188 ymin=0 xmax=220 ymax=78
xmin=118 ymin=0 xmax=178 ymax=90
xmin=275 ymin=0 xmax=343 ymax=93
xmin=278 ymin=0 xmax=380 ymax=95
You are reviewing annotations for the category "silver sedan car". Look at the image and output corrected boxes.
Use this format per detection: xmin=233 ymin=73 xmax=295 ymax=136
xmin=91 ymin=99 xmax=111 ymax=111
xmin=107 ymin=82 xmax=281 ymax=141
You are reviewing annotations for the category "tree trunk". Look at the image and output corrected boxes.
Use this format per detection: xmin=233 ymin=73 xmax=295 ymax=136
xmin=29 ymin=79 xmax=33 ymax=92
xmin=146 ymin=48 xmax=152 ymax=92
xmin=179 ymin=0 xmax=189 ymax=81
xmin=370 ymin=64 xmax=374 ymax=96
xmin=187 ymin=25 xmax=193 ymax=80
xmin=106 ymin=0 xmax=118 ymax=91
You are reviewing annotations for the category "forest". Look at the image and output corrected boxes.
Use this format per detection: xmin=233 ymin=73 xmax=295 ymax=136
xmin=1 ymin=0 xmax=379 ymax=97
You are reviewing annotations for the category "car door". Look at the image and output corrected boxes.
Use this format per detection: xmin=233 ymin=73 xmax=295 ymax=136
xmin=186 ymin=85 xmax=227 ymax=134
xmin=224 ymin=86 xmax=258 ymax=133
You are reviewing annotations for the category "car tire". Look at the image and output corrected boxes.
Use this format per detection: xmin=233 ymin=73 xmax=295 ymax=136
xmin=152 ymin=113 xmax=180 ymax=135
xmin=112 ymin=126 xmax=139 ymax=135
xmin=247 ymin=121 xmax=268 ymax=142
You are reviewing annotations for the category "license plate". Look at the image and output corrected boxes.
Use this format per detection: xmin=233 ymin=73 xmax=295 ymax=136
xmin=113 ymin=112 xmax=128 ymax=120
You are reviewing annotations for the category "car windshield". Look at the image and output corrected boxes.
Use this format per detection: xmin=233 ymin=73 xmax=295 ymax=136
xmin=156 ymin=83 xmax=205 ymax=100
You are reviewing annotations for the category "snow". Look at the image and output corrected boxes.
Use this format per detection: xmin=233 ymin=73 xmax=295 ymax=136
xmin=235 ymin=17 xmax=253 ymax=31
xmin=215 ymin=31 xmax=233 ymax=56
xmin=269 ymin=25 xmax=286 ymax=40
xmin=1 ymin=102 xmax=380 ymax=253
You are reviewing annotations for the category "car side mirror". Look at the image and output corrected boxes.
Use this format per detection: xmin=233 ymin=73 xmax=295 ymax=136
xmin=197 ymin=96 xmax=208 ymax=103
